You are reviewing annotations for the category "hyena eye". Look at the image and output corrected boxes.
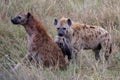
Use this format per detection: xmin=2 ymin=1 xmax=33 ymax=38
xmin=63 ymin=28 xmax=66 ymax=30
xmin=57 ymin=28 xmax=60 ymax=30
xmin=18 ymin=16 xmax=21 ymax=19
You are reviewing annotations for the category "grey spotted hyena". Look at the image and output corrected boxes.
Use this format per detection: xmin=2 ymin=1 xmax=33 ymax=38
xmin=54 ymin=17 xmax=112 ymax=61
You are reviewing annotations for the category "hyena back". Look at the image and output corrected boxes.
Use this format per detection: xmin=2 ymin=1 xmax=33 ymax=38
xmin=54 ymin=17 xmax=112 ymax=61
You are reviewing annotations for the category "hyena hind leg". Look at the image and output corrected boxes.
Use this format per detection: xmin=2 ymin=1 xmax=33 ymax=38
xmin=93 ymin=49 xmax=101 ymax=61
xmin=101 ymin=40 xmax=112 ymax=61
xmin=104 ymin=45 xmax=112 ymax=61
xmin=93 ymin=43 xmax=102 ymax=61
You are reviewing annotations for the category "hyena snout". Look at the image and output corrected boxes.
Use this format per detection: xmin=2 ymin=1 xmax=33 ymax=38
xmin=11 ymin=17 xmax=19 ymax=24
xmin=58 ymin=30 xmax=64 ymax=37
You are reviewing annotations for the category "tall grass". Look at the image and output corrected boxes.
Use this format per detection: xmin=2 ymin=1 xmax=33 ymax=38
xmin=0 ymin=0 xmax=120 ymax=80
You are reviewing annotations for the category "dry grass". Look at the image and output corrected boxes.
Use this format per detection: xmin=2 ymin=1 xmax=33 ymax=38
xmin=0 ymin=0 xmax=120 ymax=80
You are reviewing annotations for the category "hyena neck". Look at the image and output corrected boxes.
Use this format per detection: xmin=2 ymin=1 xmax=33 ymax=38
xmin=23 ymin=15 xmax=50 ymax=39
xmin=65 ymin=27 xmax=73 ymax=41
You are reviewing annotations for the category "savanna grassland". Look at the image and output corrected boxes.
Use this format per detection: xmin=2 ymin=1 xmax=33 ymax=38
xmin=0 ymin=0 xmax=120 ymax=80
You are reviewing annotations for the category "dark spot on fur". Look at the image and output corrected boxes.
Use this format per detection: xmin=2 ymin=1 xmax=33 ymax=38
xmin=86 ymin=27 xmax=89 ymax=29
xmin=81 ymin=37 xmax=84 ymax=40
xmin=105 ymin=50 xmax=109 ymax=53
xmin=104 ymin=33 xmax=108 ymax=37
xmin=89 ymin=35 xmax=91 ymax=38
xmin=83 ymin=25 xmax=88 ymax=29
xmin=100 ymin=35 xmax=104 ymax=38
xmin=83 ymin=26 xmax=85 ymax=29
xmin=91 ymin=34 xmax=94 ymax=37
xmin=90 ymin=26 xmax=95 ymax=29
xmin=84 ymin=36 xmax=89 ymax=41
xmin=98 ymin=32 xmax=101 ymax=35
xmin=73 ymin=32 xmax=75 ymax=36
xmin=84 ymin=24 xmax=87 ymax=27
xmin=103 ymin=42 xmax=106 ymax=46
xmin=95 ymin=34 xmax=97 ymax=38
xmin=109 ymin=44 xmax=112 ymax=54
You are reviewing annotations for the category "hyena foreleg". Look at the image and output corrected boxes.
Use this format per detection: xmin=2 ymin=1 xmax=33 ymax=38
xmin=93 ymin=49 xmax=101 ymax=61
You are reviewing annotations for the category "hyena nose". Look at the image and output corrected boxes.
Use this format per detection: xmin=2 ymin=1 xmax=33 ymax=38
xmin=59 ymin=43 xmax=63 ymax=46
xmin=11 ymin=18 xmax=18 ymax=24
xmin=11 ymin=18 xmax=15 ymax=23
xmin=58 ymin=33 xmax=64 ymax=37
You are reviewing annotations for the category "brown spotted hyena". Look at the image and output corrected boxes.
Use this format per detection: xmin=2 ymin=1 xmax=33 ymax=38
xmin=11 ymin=12 xmax=67 ymax=71
xmin=54 ymin=17 xmax=112 ymax=61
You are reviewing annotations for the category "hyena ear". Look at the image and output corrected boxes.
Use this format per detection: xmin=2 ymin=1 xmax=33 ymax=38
xmin=67 ymin=19 xmax=72 ymax=26
xmin=27 ymin=12 xmax=31 ymax=18
xmin=54 ymin=19 xmax=58 ymax=25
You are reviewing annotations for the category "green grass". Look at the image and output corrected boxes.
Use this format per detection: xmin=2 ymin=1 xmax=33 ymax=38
xmin=0 ymin=0 xmax=120 ymax=80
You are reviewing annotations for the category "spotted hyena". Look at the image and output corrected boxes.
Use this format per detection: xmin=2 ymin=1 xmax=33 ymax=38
xmin=54 ymin=17 xmax=112 ymax=61
xmin=11 ymin=12 xmax=67 ymax=71
xmin=54 ymin=36 xmax=72 ymax=61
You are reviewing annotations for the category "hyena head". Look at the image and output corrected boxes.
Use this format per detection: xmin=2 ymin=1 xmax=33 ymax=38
xmin=54 ymin=17 xmax=72 ymax=37
xmin=54 ymin=36 xmax=64 ymax=48
xmin=11 ymin=12 xmax=31 ymax=25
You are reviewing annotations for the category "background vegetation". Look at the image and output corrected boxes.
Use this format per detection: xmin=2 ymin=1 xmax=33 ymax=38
xmin=0 ymin=0 xmax=120 ymax=80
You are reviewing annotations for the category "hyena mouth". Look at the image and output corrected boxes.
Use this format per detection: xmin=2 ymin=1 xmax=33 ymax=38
xmin=58 ymin=33 xmax=64 ymax=37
